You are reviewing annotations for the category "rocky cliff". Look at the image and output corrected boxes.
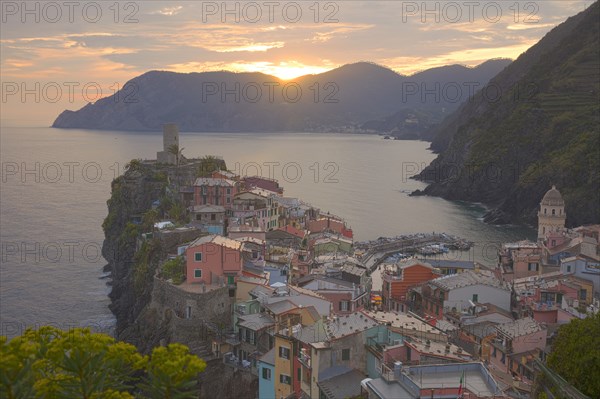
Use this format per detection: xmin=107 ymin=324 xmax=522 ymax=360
xmin=101 ymin=162 xmax=258 ymax=398
xmin=414 ymin=2 xmax=600 ymax=227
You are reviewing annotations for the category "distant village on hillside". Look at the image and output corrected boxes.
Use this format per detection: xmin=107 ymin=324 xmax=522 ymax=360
xmin=135 ymin=124 xmax=599 ymax=399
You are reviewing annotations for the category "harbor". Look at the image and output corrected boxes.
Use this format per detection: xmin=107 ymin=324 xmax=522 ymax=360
xmin=356 ymin=232 xmax=473 ymax=272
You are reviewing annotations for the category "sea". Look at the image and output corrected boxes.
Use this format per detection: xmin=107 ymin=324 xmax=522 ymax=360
xmin=0 ymin=125 xmax=535 ymax=338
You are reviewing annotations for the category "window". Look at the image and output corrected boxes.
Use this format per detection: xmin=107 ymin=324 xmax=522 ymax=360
xmin=552 ymin=209 xmax=556 ymax=215
xmin=211 ymin=214 xmax=216 ymax=221
xmin=262 ymin=367 xmax=271 ymax=380
xmin=544 ymin=208 xmax=547 ymax=214
xmin=472 ymin=294 xmax=478 ymax=303
xmin=339 ymin=301 xmax=349 ymax=312
xmin=528 ymin=263 xmax=539 ymax=271
xmin=342 ymin=348 xmax=351 ymax=361
xmin=279 ymin=374 xmax=291 ymax=385
xmin=194 ymin=252 xmax=202 ymax=262
xmin=566 ymin=265 xmax=572 ymax=273
xmin=226 ymin=197 xmax=231 ymax=204
xmin=194 ymin=269 xmax=202 ymax=278
xmin=297 ymin=368 xmax=301 ymax=380
xmin=245 ymin=329 xmax=255 ymax=345
xmin=580 ymin=289 xmax=587 ymax=301
xmin=279 ymin=346 xmax=290 ymax=359
xmin=226 ymin=187 xmax=231 ymax=195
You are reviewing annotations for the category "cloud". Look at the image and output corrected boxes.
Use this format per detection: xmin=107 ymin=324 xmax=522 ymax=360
xmin=381 ymin=41 xmax=537 ymax=75
xmin=152 ymin=6 xmax=184 ymax=16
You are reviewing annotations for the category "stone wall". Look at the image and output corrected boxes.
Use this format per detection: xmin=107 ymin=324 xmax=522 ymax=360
xmin=151 ymin=277 xmax=234 ymax=333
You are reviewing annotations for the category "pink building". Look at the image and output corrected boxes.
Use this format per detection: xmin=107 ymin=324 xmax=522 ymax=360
xmin=489 ymin=318 xmax=546 ymax=376
xmin=228 ymin=225 xmax=266 ymax=242
xmin=307 ymin=217 xmax=353 ymax=239
xmin=298 ymin=275 xmax=369 ymax=314
xmin=499 ymin=241 xmax=542 ymax=281
xmin=242 ymin=176 xmax=283 ymax=195
xmin=194 ymin=177 xmax=239 ymax=208
xmin=185 ymin=235 xmax=244 ymax=285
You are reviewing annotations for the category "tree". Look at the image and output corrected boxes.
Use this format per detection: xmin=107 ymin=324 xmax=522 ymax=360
xmin=546 ymin=313 xmax=600 ymax=398
xmin=1 ymin=327 xmax=206 ymax=399
xmin=169 ymin=202 xmax=186 ymax=225
xmin=142 ymin=208 xmax=159 ymax=233
xmin=140 ymin=344 xmax=206 ymax=399
xmin=196 ymin=156 xmax=225 ymax=178
xmin=125 ymin=159 xmax=144 ymax=173
xmin=167 ymin=144 xmax=184 ymax=168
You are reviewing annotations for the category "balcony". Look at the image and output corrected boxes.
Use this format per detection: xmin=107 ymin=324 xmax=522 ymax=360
xmin=366 ymin=336 xmax=385 ymax=357
xmin=298 ymin=351 xmax=311 ymax=368
xmin=380 ymin=363 xmax=396 ymax=382
xmin=223 ymin=352 xmax=251 ymax=369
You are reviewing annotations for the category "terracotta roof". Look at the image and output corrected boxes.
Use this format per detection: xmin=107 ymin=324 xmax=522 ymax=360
xmin=278 ymin=225 xmax=307 ymax=239
xmin=188 ymin=234 xmax=242 ymax=250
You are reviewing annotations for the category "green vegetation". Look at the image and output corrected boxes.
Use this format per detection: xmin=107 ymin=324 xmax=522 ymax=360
xmin=133 ymin=240 xmax=161 ymax=295
xmin=142 ymin=209 xmax=159 ymax=233
xmin=0 ymin=326 xmax=206 ymax=399
xmin=125 ymin=159 xmax=144 ymax=173
xmin=119 ymin=222 xmax=140 ymax=245
xmin=102 ymin=178 xmax=124 ymax=233
xmin=167 ymin=144 xmax=184 ymax=168
xmin=421 ymin=3 xmax=599 ymax=226
xmin=196 ymin=156 xmax=227 ymax=178
xmin=160 ymin=256 xmax=185 ymax=285
xmin=546 ymin=313 xmax=600 ymax=398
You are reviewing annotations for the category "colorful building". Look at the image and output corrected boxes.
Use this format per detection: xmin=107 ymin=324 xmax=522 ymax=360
xmin=193 ymin=177 xmax=239 ymax=208
xmin=258 ymin=348 xmax=276 ymax=399
xmin=185 ymin=235 xmax=244 ymax=285
xmin=499 ymin=241 xmax=542 ymax=281
xmin=381 ymin=260 xmax=441 ymax=312
xmin=488 ymin=318 xmax=547 ymax=378
xmin=409 ymin=270 xmax=511 ymax=320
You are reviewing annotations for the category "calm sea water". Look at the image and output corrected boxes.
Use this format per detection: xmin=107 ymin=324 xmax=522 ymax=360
xmin=0 ymin=125 xmax=534 ymax=338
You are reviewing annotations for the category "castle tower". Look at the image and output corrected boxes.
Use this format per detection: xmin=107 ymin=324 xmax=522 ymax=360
xmin=162 ymin=123 xmax=179 ymax=152
xmin=156 ymin=123 xmax=179 ymax=164
xmin=537 ymin=185 xmax=566 ymax=242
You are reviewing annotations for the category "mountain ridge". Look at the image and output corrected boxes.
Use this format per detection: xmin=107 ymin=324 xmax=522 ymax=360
xmin=414 ymin=1 xmax=600 ymax=227
xmin=52 ymin=59 xmax=511 ymax=133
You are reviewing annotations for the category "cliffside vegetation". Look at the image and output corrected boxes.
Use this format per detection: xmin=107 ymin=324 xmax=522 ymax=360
xmin=415 ymin=2 xmax=600 ymax=227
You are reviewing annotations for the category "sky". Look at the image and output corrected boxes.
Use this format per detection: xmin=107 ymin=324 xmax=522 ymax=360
xmin=0 ymin=0 xmax=595 ymax=124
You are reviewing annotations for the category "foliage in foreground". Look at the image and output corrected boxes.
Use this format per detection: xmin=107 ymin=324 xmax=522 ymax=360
xmin=546 ymin=312 xmax=600 ymax=398
xmin=0 ymin=327 xmax=206 ymax=399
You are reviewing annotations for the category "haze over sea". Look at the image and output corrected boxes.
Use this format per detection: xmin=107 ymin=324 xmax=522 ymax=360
xmin=0 ymin=125 xmax=534 ymax=338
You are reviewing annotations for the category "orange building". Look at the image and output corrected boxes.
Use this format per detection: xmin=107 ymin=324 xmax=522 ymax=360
xmin=382 ymin=260 xmax=441 ymax=312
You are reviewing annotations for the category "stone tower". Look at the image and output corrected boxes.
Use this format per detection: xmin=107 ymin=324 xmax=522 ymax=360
xmin=157 ymin=123 xmax=179 ymax=164
xmin=537 ymin=185 xmax=566 ymax=241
